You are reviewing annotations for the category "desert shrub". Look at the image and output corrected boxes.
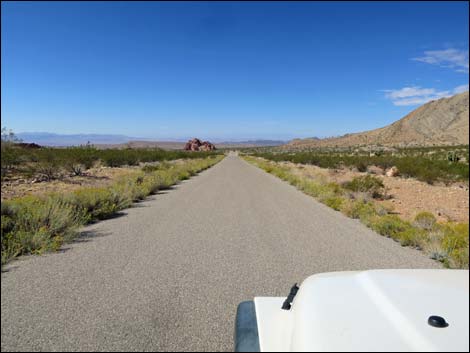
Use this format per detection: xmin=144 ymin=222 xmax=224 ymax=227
xmin=35 ymin=148 xmax=61 ymax=180
xmin=141 ymin=174 xmax=165 ymax=195
xmin=62 ymin=147 xmax=97 ymax=175
xmin=343 ymin=175 xmax=385 ymax=198
xmin=369 ymin=215 xmax=412 ymax=240
xmin=447 ymin=247 xmax=469 ymax=269
xmin=397 ymin=228 xmax=427 ymax=248
xmin=68 ymin=186 xmax=133 ymax=220
xmin=356 ymin=161 xmax=368 ymax=172
xmin=323 ymin=196 xmax=344 ymax=211
xmin=142 ymin=164 xmax=162 ymax=173
xmin=413 ymin=212 xmax=437 ymax=230
xmin=299 ymin=180 xmax=325 ymax=197
xmin=340 ymin=199 xmax=377 ymax=222
xmin=1 ymin=144 xmax=22 ymax=178
xmin=1 ymin=196 xmax=86 ymax=263
xmin=440 ymin=223 xmax=469 ymax=252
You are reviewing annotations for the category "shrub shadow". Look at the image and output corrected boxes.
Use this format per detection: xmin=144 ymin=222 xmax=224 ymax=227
xmin=70 ymin=229 xmax=112 ymax=244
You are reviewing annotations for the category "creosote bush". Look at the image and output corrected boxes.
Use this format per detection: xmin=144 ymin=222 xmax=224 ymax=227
xmin=413 ymin=211 xmax=437 ymax=230
xmin=343 ymin=175 xmax=385 ymax=199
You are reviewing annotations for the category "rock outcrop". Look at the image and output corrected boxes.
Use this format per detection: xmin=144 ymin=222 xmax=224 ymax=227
xmin=184 ymin=138 xmax=216 ymax=151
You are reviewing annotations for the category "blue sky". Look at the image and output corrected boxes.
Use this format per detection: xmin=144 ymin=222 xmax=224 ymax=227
xmin=1 ymin=1 xmax=469 ymax=140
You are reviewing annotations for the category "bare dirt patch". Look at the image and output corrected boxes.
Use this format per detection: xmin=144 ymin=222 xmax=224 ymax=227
xmin=281 ymin=161 xmax=469 ymax=223
xmin=1 ymin=167 xmax=137 ymax=200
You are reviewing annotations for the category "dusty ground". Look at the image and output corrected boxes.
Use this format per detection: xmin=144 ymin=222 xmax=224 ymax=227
xmin=1 ymin=159 xmax=196 ymax=201
xmin=1 ymin=167 xmax=137 ymax=200
xmin=281 ymin=161 xmax=469 ymax=223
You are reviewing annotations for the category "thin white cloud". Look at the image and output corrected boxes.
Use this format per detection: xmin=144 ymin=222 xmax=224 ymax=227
xmin=412 ymin=48 xmax=469 ymax=73
xmin=453 ymin=84 xmax=469 ymax=94
xmin=382 ymin=84 xmax=468 ymax=106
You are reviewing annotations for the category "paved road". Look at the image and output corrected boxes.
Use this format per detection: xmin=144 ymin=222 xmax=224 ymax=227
xmin=1 ymin=154 xmax=440 ymax=352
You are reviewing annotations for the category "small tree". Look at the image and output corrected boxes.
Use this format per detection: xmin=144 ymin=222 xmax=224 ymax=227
xmin=1 ymin=127 xmax=21 ymax=144
xmin=64 ymin=147 xmax=97 ymax=176
xmin=1 ymin=127 xmax=22 ymax=178
xmin=36 ymin=148 xmax=60 ymax=181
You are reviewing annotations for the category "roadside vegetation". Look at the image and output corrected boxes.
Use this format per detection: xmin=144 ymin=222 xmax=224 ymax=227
xmin=1 ymin=155 xmax=223 ymax=264
xmin=1 ymin=141 xmax=219 ymax=181
xmin=246 ymin=145 xmax=469 ymax=185
xmin=1 ymin=129 xmax=224 ymax=264
xmin=243 ymin=156 xmax=469 ymax=269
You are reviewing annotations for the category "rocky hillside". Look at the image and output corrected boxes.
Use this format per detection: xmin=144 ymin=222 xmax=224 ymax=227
xmin=289 ymin=91 xmax=469 ymax=148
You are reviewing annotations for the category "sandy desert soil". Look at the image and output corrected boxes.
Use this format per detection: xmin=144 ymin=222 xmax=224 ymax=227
xmin=1 ymin=167 xmax=137 ymax=200
xmin=282 ymin=161 xmax=469 ymax=223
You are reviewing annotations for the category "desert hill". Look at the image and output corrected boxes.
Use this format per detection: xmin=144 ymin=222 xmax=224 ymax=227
xmin=288 ymin=91 xmax=469 ymax=148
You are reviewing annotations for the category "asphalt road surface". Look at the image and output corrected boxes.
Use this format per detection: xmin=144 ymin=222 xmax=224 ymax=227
xmin=1 ymin=154 xmax=440 ymax=352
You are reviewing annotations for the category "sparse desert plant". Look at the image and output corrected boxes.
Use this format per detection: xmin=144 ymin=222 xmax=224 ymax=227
xmin=322 ymin=196 xmax=344 ymax=211
xmin=35 ymin=148 xmax=62 ymax=180
xmin=413 ymin=212 xmax=437 ymax=230
xmin=440 ymin=223 xmax=469 ymax=267
xmin=369 ymin=215 xmax=413 ymax=241
xmin=340 ymin=199 xmax=377 ymax=223
xmin=67 ymin=184 xmax=133 ymax=220
xmin=1 ymin=195 xmax=86 ymax=264
xmin=1 ymin=144 xmax=21 ymax=178
xmin=63 ymin=147 xmax=97 ymax=175
xmin=397 ymin=228 xmax=427 ymax=248
xmin=343 ymin=175 xmax=385 ymax=199
xmin=447 ymin=151 xmax=459 ymax=163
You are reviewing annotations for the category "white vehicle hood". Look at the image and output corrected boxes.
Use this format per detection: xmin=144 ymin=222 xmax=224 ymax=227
xmin=255 ymin=269 xmax=469 ymax=352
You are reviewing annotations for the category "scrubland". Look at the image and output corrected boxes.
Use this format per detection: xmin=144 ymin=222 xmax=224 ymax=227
xmin=243 ymin=155 xmax=469 ymax=269
xmin=250 ymin=145 xmax=469 ymax=184
xmin=1 ymin=143 xmax=223 ymax=264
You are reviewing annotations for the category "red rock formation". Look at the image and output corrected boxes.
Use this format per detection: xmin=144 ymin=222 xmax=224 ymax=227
xmin=184 ymin=138 xmax=216 ymax=151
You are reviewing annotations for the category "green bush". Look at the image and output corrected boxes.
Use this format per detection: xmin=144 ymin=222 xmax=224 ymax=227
xmin=413 ymin=212 xmax=437 ymax=230
xmin=340 ymin=199 xmax=377 ymax=222
xmin=1 ymin=196 xmax=86 ymax=264
xmin=67 ymin=187 xmax=132 ymax=221
xmin=343 ymin=175 xmax=385 ymax=198
xmin=323 ymin=196 xmax=344 ymax=211
xmin=1 ymin=144 xmax=21 ymax=178
xmin=367 ymin=215 xmax=412 ymax=240
xmin=35 ymin=148 xmax=61 ymax=180
xmin=62 ymin=146 xmax=97 ymax=175
xmin=397 ymin=228 xmax=427 ymax=248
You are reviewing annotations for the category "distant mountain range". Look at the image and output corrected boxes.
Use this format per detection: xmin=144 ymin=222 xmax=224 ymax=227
xmin=16 ymin=89 xmax=468 ymax=150
xmin=288 ymin=91 xmax=469 ymax=148
xmin=15 ymin=132 xmax=285 ymax=149
xmin=15 ymin=132 xmax=141 ymax=146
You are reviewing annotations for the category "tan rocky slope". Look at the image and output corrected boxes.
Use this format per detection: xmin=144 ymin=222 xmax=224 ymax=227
xmin=289 ymin=91 xmax=469 ymax=148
